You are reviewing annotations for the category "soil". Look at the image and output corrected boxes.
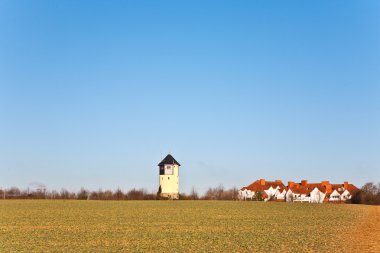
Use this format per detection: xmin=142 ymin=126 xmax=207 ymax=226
xmin=346 ymin=205 xmax=380 ymax=252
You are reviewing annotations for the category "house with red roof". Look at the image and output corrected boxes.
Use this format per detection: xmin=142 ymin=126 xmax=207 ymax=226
xmin=239 ymin=179 xmax=285 ymax=201
xmin=286 ymin=180 xmax=312 ymax=202
xmin=239 ymin=179 xmax=359 ymax=203
xmin=326 ymin=182 xmax=358 ymax=202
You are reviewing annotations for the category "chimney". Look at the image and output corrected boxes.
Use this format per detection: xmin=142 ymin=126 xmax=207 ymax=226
xmin=275 ymin=180 xmax=282 ymax=184
xmin=344 ymin=181 xmax=348 ymax=189
xmin=301 ymin=180 xmax=308 ymax=186
xmin=259 ymin=179 xmax=266 ymax=186
xmin=321 ymin=181 xmax=330 ymax=186
xmin=288 ymin=181 xmax=294 ymax=188
xmin=326 ymin=184 xmax=332 ymax=193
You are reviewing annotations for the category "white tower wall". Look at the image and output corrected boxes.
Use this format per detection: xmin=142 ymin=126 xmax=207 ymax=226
xmin=159 ymin=164 xmax=179 ymax=199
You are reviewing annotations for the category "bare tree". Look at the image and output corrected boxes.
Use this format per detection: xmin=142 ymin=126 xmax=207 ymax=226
xmin=351 ymin=182 xmax=380 ymax=205
xmin=77 ymin=188 xmax=89 ymax=200
xmin=113 ymin=188 xmax=125 ymax=200
xmin=190 ymin=187 xmax=199 ymax=200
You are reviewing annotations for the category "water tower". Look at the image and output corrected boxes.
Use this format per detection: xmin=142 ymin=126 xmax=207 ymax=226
xmin=158 ymin=154 xmax=181 ymax=199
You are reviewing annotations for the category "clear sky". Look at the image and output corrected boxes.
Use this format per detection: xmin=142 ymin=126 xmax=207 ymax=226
xmin=1 ymin=0 xmax=379 ymax=194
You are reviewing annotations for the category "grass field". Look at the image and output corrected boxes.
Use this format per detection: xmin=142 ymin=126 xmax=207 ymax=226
xmin=0 ymin=200 xmax=379 ymax=252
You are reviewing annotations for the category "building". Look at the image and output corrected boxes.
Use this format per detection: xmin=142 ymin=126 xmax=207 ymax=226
xmin=239 ymin=179 xmax=285 ymax=201
xmin=239 ymin=179 xmax=358 ymax=203
xmin=158 ymin=154 xmax=181 ymax=199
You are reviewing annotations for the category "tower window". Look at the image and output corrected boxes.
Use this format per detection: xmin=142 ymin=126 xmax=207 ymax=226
xmin=164 ymin=165 xmax=173 ymax=175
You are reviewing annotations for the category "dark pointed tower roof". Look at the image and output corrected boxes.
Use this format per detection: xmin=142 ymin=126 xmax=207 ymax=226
xmin=158 ymin=154 xmax=181 ymax=166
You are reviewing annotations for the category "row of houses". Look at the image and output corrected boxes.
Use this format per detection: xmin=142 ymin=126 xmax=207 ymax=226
xmin=239 ymin=179 xmax=359 ymax=203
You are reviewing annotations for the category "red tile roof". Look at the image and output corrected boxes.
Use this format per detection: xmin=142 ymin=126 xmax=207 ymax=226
xmin=289 ymin=186 xmax=310 ymax=195
xmin=243 ymin=179 xmax=285 ymax=192
xmin=346 ymin=184 xmax=359 ymax=193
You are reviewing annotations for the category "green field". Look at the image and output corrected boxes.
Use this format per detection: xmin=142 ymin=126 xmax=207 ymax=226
xmin=0 ymin=200 xmax=378 ymax=252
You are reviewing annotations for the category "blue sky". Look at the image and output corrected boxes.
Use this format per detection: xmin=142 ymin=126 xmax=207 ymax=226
xmin=1 ymin=1 xmax=379 ymax=193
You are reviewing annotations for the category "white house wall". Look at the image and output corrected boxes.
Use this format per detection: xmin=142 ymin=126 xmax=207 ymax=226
xmin=238 ymin=189 xmax=254 ymax=200
xmin=264 ymin=186 xmax=280 ymax=200
xmin=310 ymin=188 xmax=325 ymax=203
xmin=285 ymin=190 xmax=293 ymax=202
xmin=329 ymin=190 xmax=341 ymax=201
xmin=340 ymin=190 xmax=351 ymax=201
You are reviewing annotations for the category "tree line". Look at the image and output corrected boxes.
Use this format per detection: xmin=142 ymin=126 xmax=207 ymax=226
xmin=0 ymin=185 xmax=239 ymax=201
xmin=348 ymin=182 xmax=380 ymax=205
xmin=0 ymin=182 xmax=379 ymax=204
